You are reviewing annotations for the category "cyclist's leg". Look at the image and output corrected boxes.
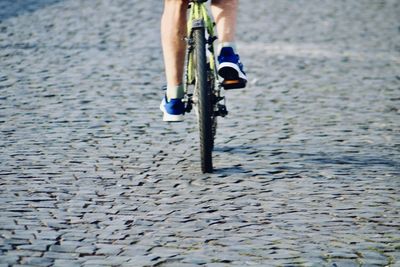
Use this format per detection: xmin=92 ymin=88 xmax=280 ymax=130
xmin=211 ymin=0 xmax=238 ymax=47
xmin=211 ymin=0 xmax=247 ymax=88
xmin=161 ymin=0 xmax=189 ymax=100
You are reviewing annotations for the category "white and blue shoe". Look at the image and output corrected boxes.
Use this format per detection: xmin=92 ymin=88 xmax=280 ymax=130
xmin=160 ymin=95 xmax=185 ymax=122
xmin=218 ymin=47 xmax=247 ymax=89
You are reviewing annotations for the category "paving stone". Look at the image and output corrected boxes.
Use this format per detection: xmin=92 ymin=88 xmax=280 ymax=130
xmin=20 ymin=256 xmax=54 ymax=267
xmin=122 ymin=255 xmax=163 ymax=266
xmin=52 ymin=259 xmax=82 ymax=267
xmin=49 ymin=244 xmax=78 ymax=253
xmin=95 ymin=244 xmax=124 ymax=256
xmin=4 ymin=250 xmax=42 ymax=258
xmin=0 ymin=256 xmax=19 ymax=265
xmin=16 ymin=244 xmax=50 ymax=252
xmin=148 ymin=247 xmax=181 ymax=259
xmin=75 ymin=245 xmax=96 ymax=255
xmin=0 ymin=0 xmax=399 ymax=266
xmin=42 ymin=252 xmax=80 ymax=260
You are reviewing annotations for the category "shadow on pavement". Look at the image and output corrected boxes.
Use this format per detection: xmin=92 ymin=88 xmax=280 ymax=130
xmin=0 ymin=0 xmax=63 ymax=21
xmin=306 ymin=154 xmax=400 ymax=169
xmin=214 ymin=165 xmax=249 ymax=175
xmin=214 ymin=145 xmax=258 ymax=154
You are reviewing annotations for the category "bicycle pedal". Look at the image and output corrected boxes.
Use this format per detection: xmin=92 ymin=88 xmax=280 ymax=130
xmin=222 ymin=79 xmax=246 ymax=90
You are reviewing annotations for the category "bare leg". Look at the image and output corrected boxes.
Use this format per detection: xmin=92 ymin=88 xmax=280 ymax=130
xmin=211 ymin=0 xmax=238 ymax=45
xmin=211 ymin=0 xmax=246 ymax=89
xmin=161 ymin=0 xmax=189 ymax=99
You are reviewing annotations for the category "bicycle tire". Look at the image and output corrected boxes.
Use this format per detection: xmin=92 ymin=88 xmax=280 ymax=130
xmin=193 ymin=27 xmax=213 ymax=173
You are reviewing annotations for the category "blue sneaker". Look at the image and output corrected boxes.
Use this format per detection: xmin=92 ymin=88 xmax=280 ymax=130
xmin=160 ymin=95 xmax=185 ymax=122
xmin=218 ymin=47 xmax=247 ymax=89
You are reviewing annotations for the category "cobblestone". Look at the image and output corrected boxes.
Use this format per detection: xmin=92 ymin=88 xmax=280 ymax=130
xmin=1 ymin=0 xmax=399 ymax=266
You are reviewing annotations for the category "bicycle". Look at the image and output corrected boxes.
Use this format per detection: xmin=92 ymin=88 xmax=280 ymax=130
xmin=183 ymin=0 xmax=236 ymax=173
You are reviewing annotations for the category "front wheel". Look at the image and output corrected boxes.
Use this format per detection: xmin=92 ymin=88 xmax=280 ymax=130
xmin=193 ymin=27 xmax=213 ymax=173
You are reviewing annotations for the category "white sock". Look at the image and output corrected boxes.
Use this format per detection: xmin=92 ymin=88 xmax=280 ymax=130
xmin=166 ymin=84 xmax=184 ymax=100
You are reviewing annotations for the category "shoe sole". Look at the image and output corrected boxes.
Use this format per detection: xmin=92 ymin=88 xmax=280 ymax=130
xmin=218 ymin=62 xmax=247 ymax=80
xmin=160 ymin=103 xmax=184 ymax=122
xmin=218 ymin=62 xmax=247 ymax=89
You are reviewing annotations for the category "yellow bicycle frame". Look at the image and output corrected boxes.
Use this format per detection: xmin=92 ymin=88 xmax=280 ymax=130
xmin=186 ymin=1 xmax=217 ymax=91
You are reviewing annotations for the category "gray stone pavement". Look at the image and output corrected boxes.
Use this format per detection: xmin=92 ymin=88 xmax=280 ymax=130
xmin=0 ymin=0 xmax=399 ymax=266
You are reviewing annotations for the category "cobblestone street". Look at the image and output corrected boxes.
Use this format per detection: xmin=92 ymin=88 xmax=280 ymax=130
xmin=1 ymin=0 xmax=399 ymax=266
